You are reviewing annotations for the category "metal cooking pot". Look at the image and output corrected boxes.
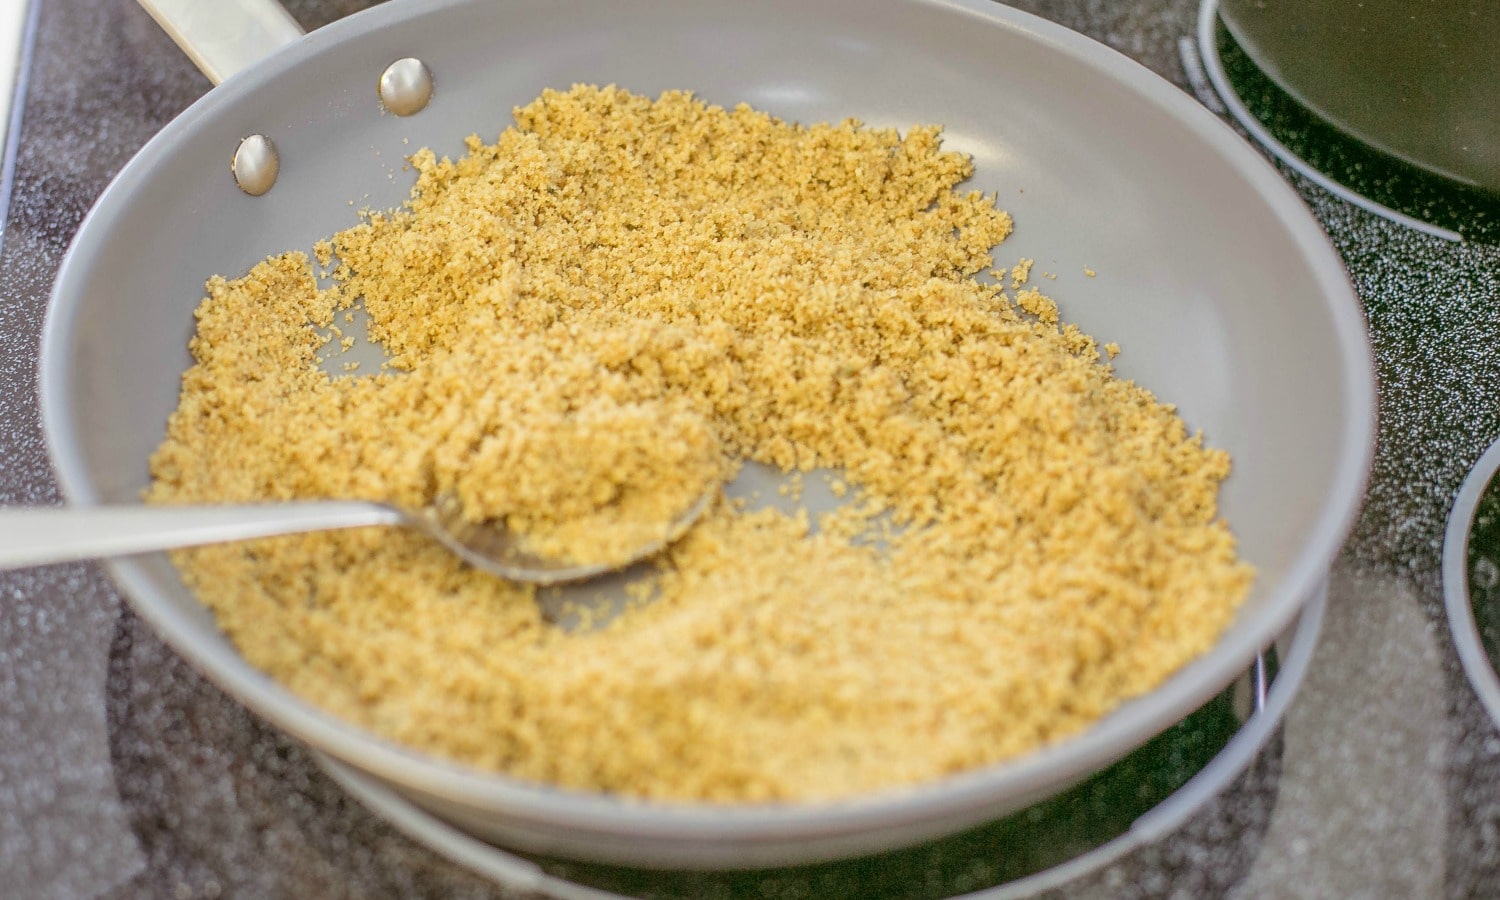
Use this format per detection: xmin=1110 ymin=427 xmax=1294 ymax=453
xmin=38 ymin=0 xmax=1375 ymax=870
xmin=1218 ymin=0 xmax=1500 ymax=196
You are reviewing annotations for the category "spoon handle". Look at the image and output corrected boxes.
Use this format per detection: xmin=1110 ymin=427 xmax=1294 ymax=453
xmin=0 ymin=501 xmax=405 ymax=571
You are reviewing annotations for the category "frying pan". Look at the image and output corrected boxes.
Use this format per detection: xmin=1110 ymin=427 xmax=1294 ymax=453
xmin=37 ymin=0 xmax=1375 ymax=870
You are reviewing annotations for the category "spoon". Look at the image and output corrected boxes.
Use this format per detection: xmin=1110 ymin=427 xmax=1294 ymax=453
xmin=0 ymin=491 xmax=715 ymax=584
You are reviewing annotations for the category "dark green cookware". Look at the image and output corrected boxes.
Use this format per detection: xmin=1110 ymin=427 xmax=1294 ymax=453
xmin=1220 ymin=0 xmax=1500 ymax=196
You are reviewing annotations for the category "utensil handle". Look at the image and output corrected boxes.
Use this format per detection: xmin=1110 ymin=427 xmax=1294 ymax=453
xmin=0 ymin=502 xmax=404 ymax=571
xmin=135 ymin=0 xmax=305 ymax=86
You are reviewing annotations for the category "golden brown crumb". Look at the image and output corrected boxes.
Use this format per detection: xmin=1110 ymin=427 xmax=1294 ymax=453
xmin=1015 ymin=286 xmax=1059 ymax=324
xmin=1010 ymin=257 xmax=1033 ymax=288
xmin=1084 ymin=266 xmax=1097 ymax=277
xmin=147 ymin=85 xmax=1251 ymax=803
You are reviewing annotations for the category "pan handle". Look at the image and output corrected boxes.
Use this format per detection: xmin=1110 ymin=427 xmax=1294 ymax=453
xmin=135 ymin=0 xmax=305 ymax=86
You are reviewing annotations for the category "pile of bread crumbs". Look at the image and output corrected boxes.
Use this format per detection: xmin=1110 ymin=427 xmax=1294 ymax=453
xmin=146 ymin=85 xmax=1253 ymax=803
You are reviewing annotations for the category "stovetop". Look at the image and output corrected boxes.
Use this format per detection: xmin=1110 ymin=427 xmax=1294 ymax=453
xmin=2 ymin=1 xmax=1498 ymax=897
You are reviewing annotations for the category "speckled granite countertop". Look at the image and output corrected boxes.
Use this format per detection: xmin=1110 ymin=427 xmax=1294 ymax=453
xmin=1 ymin=1 xmax=1497 ymax=897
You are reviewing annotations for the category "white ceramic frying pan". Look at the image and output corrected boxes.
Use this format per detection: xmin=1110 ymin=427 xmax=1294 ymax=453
xmin=37 ymin=0 xmax=1374 ymax=870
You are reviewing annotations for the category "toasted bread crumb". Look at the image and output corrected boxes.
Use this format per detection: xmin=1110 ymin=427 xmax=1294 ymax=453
xmin=147 ymin=85 xmax=1251 ymax=803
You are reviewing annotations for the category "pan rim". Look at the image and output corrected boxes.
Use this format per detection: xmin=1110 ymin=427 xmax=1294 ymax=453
xmin=38 ymin=0 xmax=1375 ymax=847
xmin=1444 ymin=438 xmax=1500 ymax=733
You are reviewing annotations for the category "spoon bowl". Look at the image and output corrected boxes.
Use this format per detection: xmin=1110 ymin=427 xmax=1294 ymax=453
xmin=419 ymin=490 xmax=716 ymax=584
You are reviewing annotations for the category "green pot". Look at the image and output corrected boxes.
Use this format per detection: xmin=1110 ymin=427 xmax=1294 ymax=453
xmin=1219 ymin=0 xmax=1500 ymax=196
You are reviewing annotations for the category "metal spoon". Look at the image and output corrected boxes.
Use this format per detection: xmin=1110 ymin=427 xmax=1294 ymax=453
xmin=0 ymin=491 xmax=714 ymax=584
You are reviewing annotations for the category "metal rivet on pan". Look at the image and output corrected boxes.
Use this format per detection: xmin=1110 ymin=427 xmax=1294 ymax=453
xmin=379 ymin=58 xmax=434 ymax=116
xmin=232 ymin=134 xmax=279 ymax=196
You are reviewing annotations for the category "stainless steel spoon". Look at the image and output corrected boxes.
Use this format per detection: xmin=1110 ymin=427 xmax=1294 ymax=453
xmin=0 ymin=492 xmax=714 ymax=584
